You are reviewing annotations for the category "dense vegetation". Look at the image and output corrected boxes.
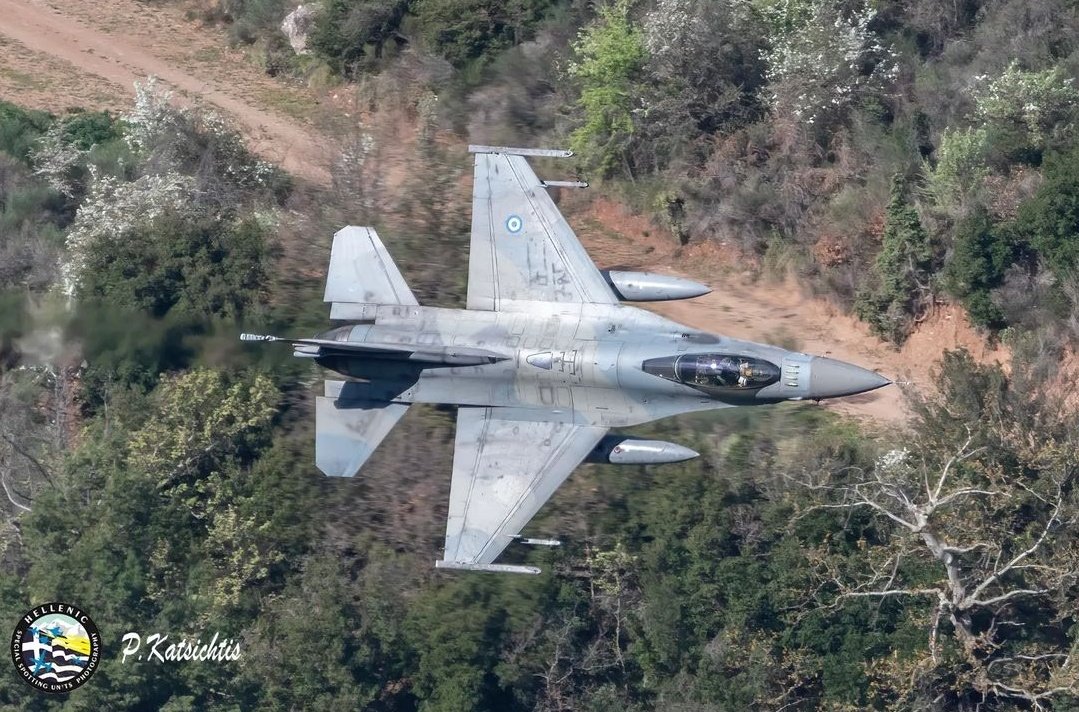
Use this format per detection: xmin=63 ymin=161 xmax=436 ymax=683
xmin=3 ymin=0 xmax=1079 ymax=710
xmin=211 ymin=0 xmax=1079 ymax=347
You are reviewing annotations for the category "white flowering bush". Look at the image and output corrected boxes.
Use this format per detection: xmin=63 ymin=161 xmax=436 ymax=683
xmin=757 ymin=0 xmax=897 ymax=124
xmin=645 ymin=0 xmax=747 ymax=76
xmin=644 ymin=0 xmax=757 ymax=81
xmin=124 ymin=77 xmax=184 ymax=157
xmin=642 ymin=0 xmax=692 ymax=66
xmin=196 ymin=110 xmax=278 ymax=189
xmin=972 ymin=61 xmax=1079 ymax=149
xmin=875 ymin=447 xmax=910 ymax=473
xmin=125 ymin=77 xmax=277 ymax=190
xmin=61 ymin=171 xmax=198 ymax=296
xmin=634 ymin=0 xmax=770 ymax=173
xmin=30 ymin=124 xmax=86 ymax=197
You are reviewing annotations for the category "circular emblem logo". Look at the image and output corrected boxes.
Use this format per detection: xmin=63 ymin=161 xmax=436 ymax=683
xmin=11 ymin=602 xmax=101 ymax=693
xmin=505 ymin=214 xmax=524 ymax=233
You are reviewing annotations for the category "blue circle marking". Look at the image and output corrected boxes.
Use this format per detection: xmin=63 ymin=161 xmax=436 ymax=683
xmin=505 ymin=215 xmax=524 ymax=234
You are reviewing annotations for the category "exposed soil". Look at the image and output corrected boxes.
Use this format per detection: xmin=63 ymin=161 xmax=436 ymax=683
xmin=0 ymin=0 xmax=1012 ymax=426
xmin=0 ymin=0 xmax=330 ymax=182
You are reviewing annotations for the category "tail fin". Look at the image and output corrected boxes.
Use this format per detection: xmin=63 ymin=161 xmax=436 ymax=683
xmin=316 ymin=380 xmax=410 ymax=477
xmin=325 ymin=226 xmax=417 ymax=320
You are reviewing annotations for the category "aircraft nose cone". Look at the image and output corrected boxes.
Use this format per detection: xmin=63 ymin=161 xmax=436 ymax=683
xmin=808 ymin=357 xmax=891 ymax=399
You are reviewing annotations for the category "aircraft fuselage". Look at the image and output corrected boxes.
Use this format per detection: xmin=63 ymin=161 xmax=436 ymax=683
xmin=309 ymin=301 xmax=889 ymax=428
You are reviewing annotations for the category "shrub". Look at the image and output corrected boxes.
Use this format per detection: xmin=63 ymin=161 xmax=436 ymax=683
xmin=60 ymin=110 xmax=121 ymax=149
xmin=0 ymin=101 xmax=52 ymax=163
xmin=941 ymin=209 xmax=1012 ymax=329
xmin=1013 ymin=145 xmax=1079 ymax=277
xmin=635 ymin=0 xmax=766 ymax=172
xmin=921 ymin=126 xmax=988 ymax=212
xmin=78 ymin=211 xmax=271 ymax=320
xmin=854 ymin=176 xmax=934 ymax=342
xmin=309 ymin=0 xmax=410 ymax=77
xmin=757 ymin=0 xmax=897 ymax=130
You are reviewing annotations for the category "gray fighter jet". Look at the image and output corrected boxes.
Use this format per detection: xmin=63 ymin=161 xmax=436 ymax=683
xmin=242 ymin=145 xmax=890 ymax=574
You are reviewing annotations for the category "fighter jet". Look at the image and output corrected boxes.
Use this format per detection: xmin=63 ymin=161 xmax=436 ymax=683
xmin=242 ymin=145 xmax=890 ymax=574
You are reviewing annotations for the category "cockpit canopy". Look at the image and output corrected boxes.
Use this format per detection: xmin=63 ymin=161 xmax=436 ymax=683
xmin=643 ymin=353 xmax=781 ymax=393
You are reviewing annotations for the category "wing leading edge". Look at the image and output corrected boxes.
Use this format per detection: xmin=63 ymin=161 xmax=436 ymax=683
xmin=467 ymin=147 xmax=618 ymax=310
xmin=438 ymin=406 xmax=607 ymax=574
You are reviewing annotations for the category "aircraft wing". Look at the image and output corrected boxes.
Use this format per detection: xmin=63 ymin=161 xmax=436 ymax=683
xmin=467 ymin=146 xmax=619 ymax=310
xmin=438 ymin=406 xmax=607 ymax=574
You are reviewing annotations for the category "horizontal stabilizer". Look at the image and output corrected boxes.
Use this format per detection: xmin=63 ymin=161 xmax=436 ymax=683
xmin=325 ymin=226 xmax=418 ymax=308
xmin=316 ymin=380 xmax=409 ymax=477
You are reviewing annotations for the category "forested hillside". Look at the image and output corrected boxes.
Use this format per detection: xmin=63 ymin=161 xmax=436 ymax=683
xmin=1 ymin=0 xmax=1079 ymax=710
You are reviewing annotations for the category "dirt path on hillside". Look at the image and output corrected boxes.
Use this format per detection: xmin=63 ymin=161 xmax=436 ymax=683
xmin=0 ymin=0 xmax=1010 ymax=427
xmin=0 ymin=0 xmax=330 ymax=182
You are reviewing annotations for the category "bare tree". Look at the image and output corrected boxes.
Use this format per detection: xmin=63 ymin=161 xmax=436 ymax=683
xmin=792 ymin=414 xmax=1079 ymax=709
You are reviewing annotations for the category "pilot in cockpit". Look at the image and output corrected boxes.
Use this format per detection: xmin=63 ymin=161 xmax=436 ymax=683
xmin=738 ymin=361 xmax=752 ymax=387
xmin=717 ymin=357 xmax=738 ymax=386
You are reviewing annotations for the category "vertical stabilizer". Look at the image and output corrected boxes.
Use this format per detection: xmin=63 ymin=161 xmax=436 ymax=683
xmin=324 ymin=226 xmax=417 ymax=319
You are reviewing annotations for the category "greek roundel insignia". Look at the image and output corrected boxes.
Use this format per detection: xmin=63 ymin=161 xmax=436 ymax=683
xmin=505 ymin=215 xmax=524 ymax=234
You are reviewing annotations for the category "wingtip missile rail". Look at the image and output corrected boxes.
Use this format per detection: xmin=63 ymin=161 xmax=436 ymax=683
xmin=468 ymin=144 xmax=573 ymax=157
xmin=514 ymin=536 xmax=562 ymax=547
xmin=435 ymin=561 xmax=542 ymax=575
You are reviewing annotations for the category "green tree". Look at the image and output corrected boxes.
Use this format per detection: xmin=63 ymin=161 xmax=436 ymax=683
xmin=855 ymin=177 xmax=935 ymax=342
xmin=238 ymin=555 xmax=380 ymax=709
xmin=568 ymin=0 xmax=647 ymax=177
xmin=0 ymin=369 xmax=312 ymax=709
xmin=921 ymin=126 xmax=989 ymax=213
xmin=413 ymin=0 xmax=516 ymax=67
xmin=310 ymin=0 xmax=411 ymax=76
xmin=406 ymin=580 xmax=510 ymax=711
xmin=941 ymin=210 xmax=1013 ymax=329
xmin=1013 ymin=144 xmax=1079 ymax=278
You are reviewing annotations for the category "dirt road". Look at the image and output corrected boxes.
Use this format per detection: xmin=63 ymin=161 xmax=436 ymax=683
xmin=0 ymin=0 xmax=330 ymax=182
xmin=0 ymin=0 xmax=1009 ymax=426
